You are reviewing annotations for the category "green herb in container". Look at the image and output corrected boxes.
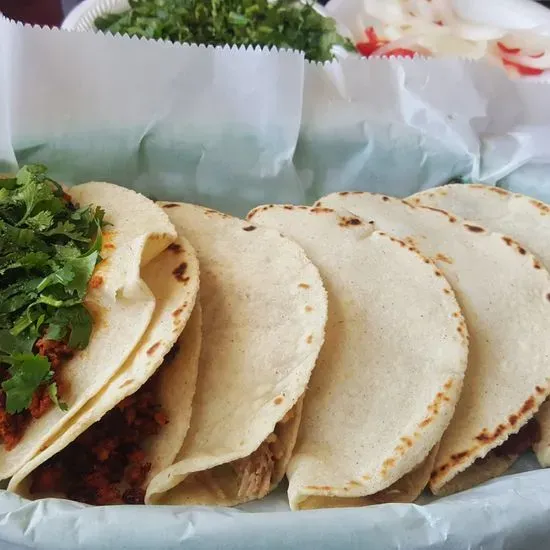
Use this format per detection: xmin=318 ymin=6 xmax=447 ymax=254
xmin=95 ymin=0 xmax=354 ymax=62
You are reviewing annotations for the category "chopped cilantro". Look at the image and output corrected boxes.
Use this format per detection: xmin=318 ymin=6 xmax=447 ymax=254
xmin=95 ymin=0 xmax=355 ymax=63
xmin=2 ymin=354 xmax=51 ymax=413
xmin=0 ymin=165 xmax=104 ymax=415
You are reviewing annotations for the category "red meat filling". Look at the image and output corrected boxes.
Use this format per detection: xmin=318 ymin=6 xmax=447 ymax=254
xmin=30 ymin=378 xmax=168 ymax=505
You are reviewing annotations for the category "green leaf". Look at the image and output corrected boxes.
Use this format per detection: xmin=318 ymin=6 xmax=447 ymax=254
xmin=26 ymin=210 xmax=54 ymax=232
xmin=54 ymin=243 xmax=81 ymax=261
xmin=0 ymin=330 xmax=35 ymax=355
xmin=36 ymin=264 xmax=75 ymax=293
xmin=2 ymin=354 xmax=51 ymax=413
xmin=0 ymin=252 xmax=49 ymax=276
xmin=0 ymin=178 xmax=17 ymax=191
xmin=0 ymin=220 xmax=43 ymax=249
xmin=46 ymin=305 xmax=93 ymax=349
xmin=15 ymin=164 xmax=47 ymax=187
xmin=0 ymin=291 xmax=37 ymax=314
xmin=66 ymin=252 xmax=99 ymax=298
xmin=14 ymin=181 xmax=56 ymax=225
xmin=48 ymin=382 xmax=68 ymax=412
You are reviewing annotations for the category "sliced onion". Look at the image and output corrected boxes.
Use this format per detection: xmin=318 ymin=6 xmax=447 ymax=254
xmin=500 ymin=51 xmax=550 ymax=69
xmin=406 ymin=0 xmax=435 ymax=21
xmin=371 ymin=34 xmax=423 ymax=56
xmin=355 ymin=0 xmax=550 ymax=76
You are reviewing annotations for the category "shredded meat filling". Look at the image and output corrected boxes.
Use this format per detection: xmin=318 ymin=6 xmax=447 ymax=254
xmin=30 ymin=378 xmax=168 ymax=505
xmin=232 ymin=439 xmax=275 ymax=500
xmin=0 ymin=339 xmax=73 ymax=450
xmin=231 ymin=407 xmax=295 ymax=500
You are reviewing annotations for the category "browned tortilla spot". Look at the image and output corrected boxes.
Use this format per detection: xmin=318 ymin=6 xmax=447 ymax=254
xmin=312 ymin=207 xmax=333 ymax=214
xmin=450 ymin=451 xmax=470 ymax=462
xmin=464 ymin=224 xmax=484 ymax=233
xmin=163 ymin=203 xmax=180 ymax=209
xmin=242 ymin=225 xmax=256 ymax=232
xmin=173 ymin=262 xmax=188 ymax=282
xmin=298 ymin=283 xmax=310 ymax=289
xmin=381 ymin=458 xmax=395 ymax=476
xmin=273 ymin=396 xmax=284 ymax=405
xmin=167 ymin=243 xmax=182 ymax=253
xmin=435 ymin=253 xmax=453 ymax=264
xmin=520 ymin=396 xmax=536 ymax=415
xmin=89 ymin=275 xmax=104 ymax=289
xmin=339 ymin=217 xmax=362 ymax=227
xmin=147 ymin=342 xmax=161 ymax=356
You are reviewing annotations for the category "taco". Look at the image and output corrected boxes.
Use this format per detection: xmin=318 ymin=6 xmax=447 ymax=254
xmin=317 ymin=191 xmax=550 ymax=496
xmin=145 ymin=203 xmax=327 ymax=506
xmin=247 ymin=204 xmax=468 ymax=510
xmin=409 ymin=183 xmax=550 ymax=468
xmin=8 ymin=234 xmax=201 ymax=504
xmin=0 ymin=165 xmax=176 ymax=480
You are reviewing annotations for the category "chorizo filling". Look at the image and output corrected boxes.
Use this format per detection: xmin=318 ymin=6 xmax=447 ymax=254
xmin=29 ymin=374 xmax=168 ymax=505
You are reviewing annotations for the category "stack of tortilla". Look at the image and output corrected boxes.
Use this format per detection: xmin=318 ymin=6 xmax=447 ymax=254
xmin=317 ymin=189 xmax=550 ymax=499
xmin=408 ymin=184 xmax=550 ymax=471
xmin=7 ymin=180 xmax=550 ymax=510
xmin=8 ymin=197 xmax=329 ymax=506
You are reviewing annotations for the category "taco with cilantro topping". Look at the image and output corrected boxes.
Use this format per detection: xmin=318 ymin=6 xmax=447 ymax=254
xmin=9 ymin=236 xmax=201 ymax=505
xmin=0 ymin=164 xmax=179 ymax=481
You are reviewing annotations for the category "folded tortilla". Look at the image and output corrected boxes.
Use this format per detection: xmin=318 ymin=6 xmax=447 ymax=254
xmin=146 ymin=203 xmax=327 ymax=506
xmin=409 ymin=183 xmax=550 ymax=468
xmin=247 ymin=205 xmax=468 ymax=510
xmin=318 ymin=191 xmax=550 ymax=496
xmin=9 ymin=234 xmax=201 ymax=502
xmin=0 ymin=183 xmax=177 ymax=480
